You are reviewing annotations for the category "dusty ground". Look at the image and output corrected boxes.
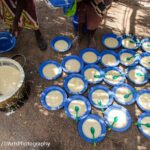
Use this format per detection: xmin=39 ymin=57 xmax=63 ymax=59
xmin=0 ymin=0 xmax=150 ymax=150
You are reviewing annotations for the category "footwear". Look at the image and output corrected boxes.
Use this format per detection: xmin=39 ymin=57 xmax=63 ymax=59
xmin=35 ymin=30 xmax=47 ymax=51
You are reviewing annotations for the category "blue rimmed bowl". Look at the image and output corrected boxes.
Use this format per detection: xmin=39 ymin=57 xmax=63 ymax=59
xmin=102 ymin=33 xmax=122 ymax=49
xmin=64 ymin=74 xmax=88 ymax=95
xmin=137 ymin=112 xmax=150 ymax=139
xmin=88 ymin=85 xmax=113 ymax=109
xmin=126 ymin=65 xmax=149 ymax=85
xmin=40 ymin=86 xmax=67 ymax=111
xmin=139 ymin=52 xmax=150 ymax=70
xmin=79 ymin=48 xmax=100 ymax=64
xmin=61 ymin=55 xmax=84 ymax=74
xmin=81 ymin=64 xmax=104 ymax=84
xmin=121 ymin=34 xmax=141 ymax=50
xmin=104 ymin=104 xmax=132 ymax=132
xmin=112 ymin=84 xmax=136 ymax=105
xmin=100 ymin=50 xmax=120 ymax=67
xmin=50 ymin=36 xmax=72 ymax=52
xmin=136 ymin=89 xmax=150 ymax=112
xmin=78 ymin=114 xmax=107 ymax=143
xmin=119 ymin=49 xmax=140 ymax=67
xmin=141 ymin=38 xmax=150 ymax=53
xmin=0 ymin=32 xmax=16 ymax=53
xmin=38 ymin=60 xmax=62 ymax=80
xmin=104 ymin=67 xmax=126 ymax=86
xmin=64 ymin=95 xmax=91 ymax=121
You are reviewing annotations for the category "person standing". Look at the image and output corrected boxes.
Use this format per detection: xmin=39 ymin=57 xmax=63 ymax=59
xmin=0 ymin=0 xmax=47 ymax=51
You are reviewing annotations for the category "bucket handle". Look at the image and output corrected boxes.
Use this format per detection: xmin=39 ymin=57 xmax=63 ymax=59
xmin=11 ymin=54 xmax=26 ymax=67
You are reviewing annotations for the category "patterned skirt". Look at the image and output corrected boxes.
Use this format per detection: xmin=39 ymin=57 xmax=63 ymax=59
xmin=0 ymin=0 xmax=39 ymax=30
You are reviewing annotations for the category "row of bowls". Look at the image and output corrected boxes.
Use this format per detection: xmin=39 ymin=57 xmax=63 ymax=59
xmin=40 ymin=85 xmax=150 ymax=141
xmin=1 ymin=32 xmax=150 ymax=54
xmin=39 ymin=57 xmax=150 ymax=86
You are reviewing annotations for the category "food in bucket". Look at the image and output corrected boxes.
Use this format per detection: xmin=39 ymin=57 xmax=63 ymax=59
xmin=0 ymin=66 xmax=20 ymax=97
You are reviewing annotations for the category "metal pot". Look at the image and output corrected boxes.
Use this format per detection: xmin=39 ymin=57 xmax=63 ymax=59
xmin=0 ymin=55 xmax=26 ymax=109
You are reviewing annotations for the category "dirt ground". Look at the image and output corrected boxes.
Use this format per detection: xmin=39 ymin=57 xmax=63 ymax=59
xmin=0 ymin=0 xmax=150 ymax=150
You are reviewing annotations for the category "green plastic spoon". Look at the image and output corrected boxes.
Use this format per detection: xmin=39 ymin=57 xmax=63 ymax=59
xmin=126 ymin=55 xmax=137 ymax=61
xmin=112 ymin=75 xmax=122 ymax=80
xmin=75 ymin=106 xmax=79 ymax=123
xmin=135 ymin=73 xmax=150 ymax=78
xmin=90 ymin=127 xmax=96 ymax=147
xmin=108 ymin=116 xmax=118 ymax=130
xmin=130 ymin=40 xmax=136 ymax=44
xmin=147 ymin=44 xmax=150 ymax=47
xmin=136 ymin=72 xmax=145 ymax=77
xmin=94 ymin=74 xmax=104 ymax=78
xmin=124 ymin=92 xmax=132 ymax=99
xmin=135 ymin=122 xmax=150 ymax=128
xmin=98 ymin=100 xmax=104 ymax=113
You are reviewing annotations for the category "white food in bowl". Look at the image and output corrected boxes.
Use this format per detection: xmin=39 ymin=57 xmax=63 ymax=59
xmin=142 ymin=42 xmax=150 ymax=52
xmin=92 ymin=89 xmax=109 ymax=105
xmin=84 ymin=68 xmax=101 ymax=83
xmin=105 ymin=70 xmax=123 ymax=84
xmin=68 ymin=77 xmax=84 ymax=93
xmin=46 ymin=91 xmax=63 ymax=108
xmin=108 ymin=109 xmax=127 ymax=128
xmin=104 ymin=37 xmax=118 ymax=48
xmin=54 ymin=40 xmax=68 ymax=51
xmin=102 ymin=54 xmax=117 ymax=66
xmin=128 ymin=69 xmax=145 ymax=84
xmin=65 ymin=59 xmax=81 ymax=72
xmin=115 ymin=87 xmax=132 ymax=103
xmin=82 ymin=52 xmax=97 ymax=63
xmin=138 ymin=93 xmax=150 ymax=110
xmin=68 ymin=100 xmax=87 ymax=117
xmin=141 ymin=117 xmax=150 ymax=136
xmin=82 ymin=118 xmax=102 ymax=139
xmin=140 ymin=57 xmax=150 ymax=68
xmin=43 ymin=64 xmax=59 ymax=79
xmin=122 ymin=38 xmax=137 ymax=49
xmin=120 ymin=53 xmax=135 ymax=65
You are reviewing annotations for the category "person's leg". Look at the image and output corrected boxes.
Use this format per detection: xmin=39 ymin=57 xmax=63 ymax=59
xmin=86 ymin=3 xmax=103 ymax=48
xmin=24 ymin=0 xmax=47 ymax=51
xmin=34 ymin=29 xmax=47 ymax=51
xmin=77 ymin=2 xmax=87 ymax=43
